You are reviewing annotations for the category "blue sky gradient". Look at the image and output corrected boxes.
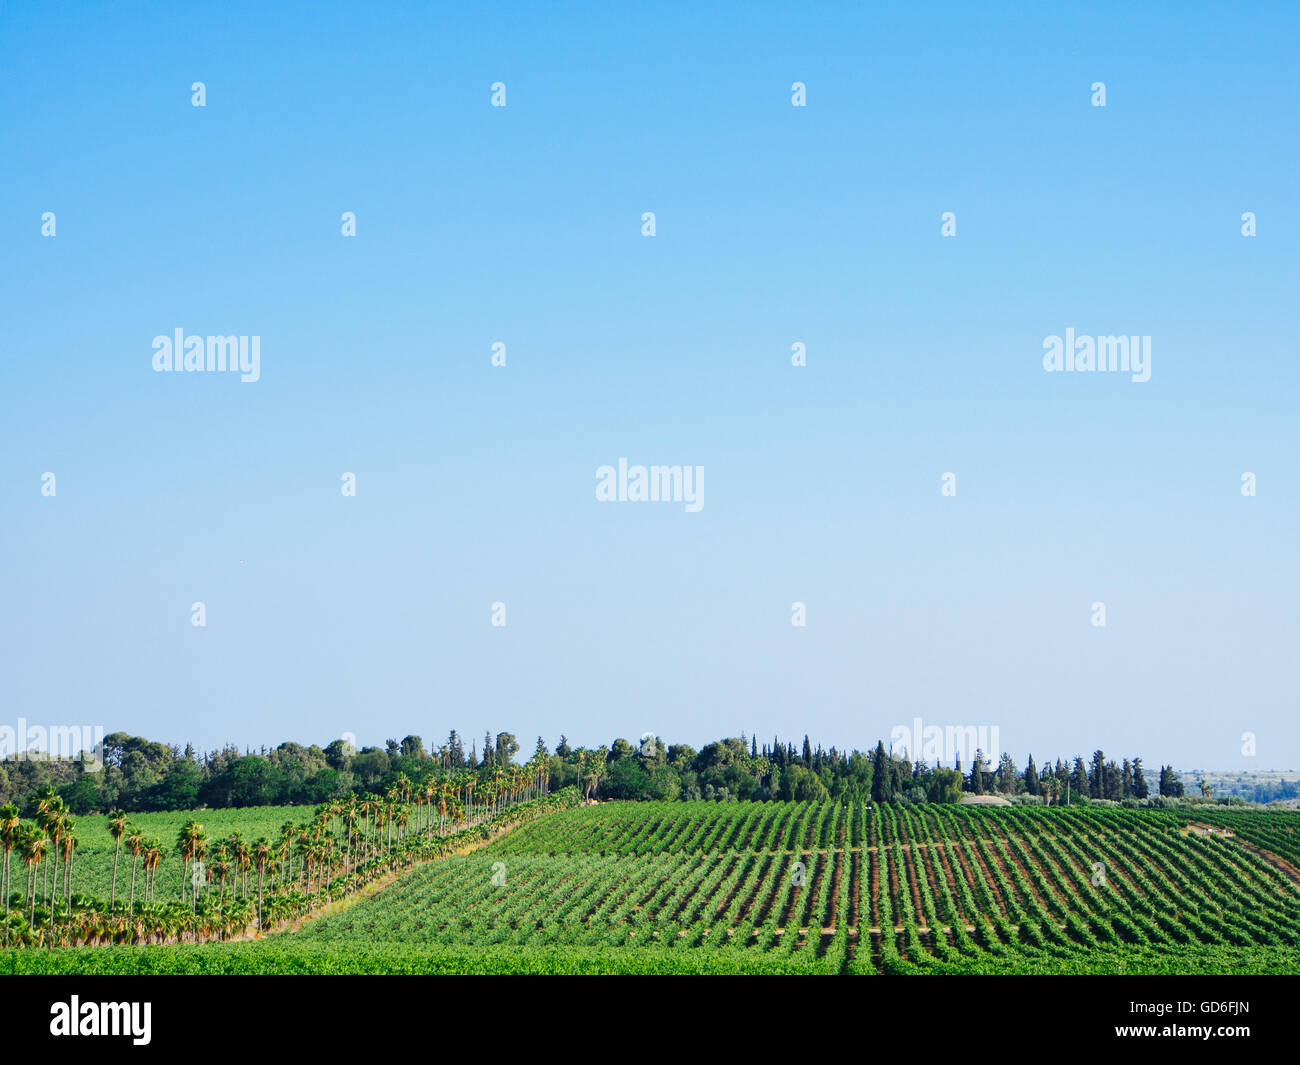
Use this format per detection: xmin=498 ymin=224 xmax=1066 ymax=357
xmin=2 ymin=1 xmax=1296 ymax=769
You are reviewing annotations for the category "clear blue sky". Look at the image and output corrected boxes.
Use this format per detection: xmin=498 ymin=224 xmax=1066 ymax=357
xmin=2 ymin=1 xmax=1296 ymax=770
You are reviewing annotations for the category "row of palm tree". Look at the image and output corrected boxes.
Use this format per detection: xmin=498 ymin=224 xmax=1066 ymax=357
xmin=572 ymin=748 xmax=608 ymax=799
xmin=3 ymin=760 xmax=567 ymax=948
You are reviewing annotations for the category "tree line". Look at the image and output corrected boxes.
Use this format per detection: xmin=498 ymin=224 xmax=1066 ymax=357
xmin=0 ymin=728 xmax=1196 ymax=814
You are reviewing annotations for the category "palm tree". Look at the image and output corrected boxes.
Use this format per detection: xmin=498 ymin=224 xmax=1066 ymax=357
xmin=321 ymin=837 xmax=336 ymax=896
xmin=342 ymin=797 xmax=358 ymax=875
xmin=422 ymin=777 xmax=437 ymax=834
xmin=239 ymin=836 xmax=252 ymax=897
xmin=19 ymin=827 xmax=48 ymax=930
xmin=393 ymin=808 xmax=409 ymax=862
xmin=176 ymin=820 xmax=205 ymax=911
xmin=59 ymin=826 xmax=77 ymax=909
xmin=252 ymin=838 xmax=272 ymax=930
xmin=45 ymin=808 xmax=68 ymax=915
xmin=106 ymin=811 xmax=128 ymax=909
xmin=190 ymin=836 xmax=208 ymax=917
xmin=143 ymin=840 xmax=162 ymax=905
xmin=438 ymin=779 xmax=451 ymax=834
xmin=125 ymin=828 xmax=145 ymax=913
xmin=228 ymin=833 xmax=250 ymax=899
xmin=297 ymin=831 xmax=315 ymax=894
xmin=276 ymin=821 xmax=296 ymax=886
xmin=355 ymin=799 xmax=370 ymax=862
xmin=0 ymin=803 xmax=20 ymax=915
xmin=35 ymin=795 xmax=65 ymax=905
xmin=211 ymin=842 xmax=231 ymax=904
xmin=382 ymin=792 xmax=397 ymax=856
xmin=579 ymin=750 xmax=595 ymax=799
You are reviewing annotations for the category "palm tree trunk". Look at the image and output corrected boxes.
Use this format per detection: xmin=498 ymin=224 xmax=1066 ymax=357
xmin=49 ymin=845 xmax=60 ymax=917
xmin=110 ymin=840 xmax=120 ymax=908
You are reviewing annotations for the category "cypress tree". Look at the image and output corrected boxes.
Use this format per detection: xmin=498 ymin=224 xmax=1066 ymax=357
xmin=1089 ymin=750 xmax=1106 ymax=798
xmin=1132 ymin=757 xmax=1149 ymax=799
xmin=1072 ymin=757 xmax=1089 ymax=799
xmin=871 ymin=741 xmax=892 ymax=803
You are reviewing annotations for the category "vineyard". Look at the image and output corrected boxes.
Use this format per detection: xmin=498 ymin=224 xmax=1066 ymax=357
xmin=8 ymin=800 xmax=1299 ymax=973
xmin=1 ymin=770 xmax=568 ymax=950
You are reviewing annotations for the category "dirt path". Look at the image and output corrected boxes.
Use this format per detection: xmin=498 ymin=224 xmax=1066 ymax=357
xmin=261 ymin=817 xmax=528 ymax=940
xmin=1235 ymin=839 xmax=1300 ymax=890
xmin=1182 ymin=823 xmax=1300 ymax=891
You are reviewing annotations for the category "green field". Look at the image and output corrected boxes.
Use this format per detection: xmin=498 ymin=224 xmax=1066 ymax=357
xmin=6 ymin=800 xmax=1300 ymax=973
xmin=16 ymin=806 xmax=308 ymax=905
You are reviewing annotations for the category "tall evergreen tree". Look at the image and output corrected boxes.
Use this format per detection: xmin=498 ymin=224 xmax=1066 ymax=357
xmin=494 ymin=732 xmax=519 ymax=766
xmin=1132 ymin=757 xmax=1149 ymax=799
xmin=1024 ymin=754 xmax=1039 ymax=796
xmin=996 ymin=752 xmax=1018 ymax=795
xmin=870 ymin=742 xmax=892 ymax=803
xmin=1088 ymin=750 xmax=1106 ymax=798
xmin=892 ymin=753 xmax=909 ymax=795
xmin=1103 ymin=760 xmax=1121 ymax=799
xmin=1158 ymin=765 xmax=1184 ymax=798
xmin=1071 ymin=757 xmax=1089 ymax=800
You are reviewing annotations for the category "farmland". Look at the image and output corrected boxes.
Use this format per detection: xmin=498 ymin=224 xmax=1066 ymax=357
xmin=6 ymin=800 xmax=1299 ymax=973
xmin=15 ymin=806 xmax=306 ymax=905
xmin=1 ymin=777 xmax=572 ymax=951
